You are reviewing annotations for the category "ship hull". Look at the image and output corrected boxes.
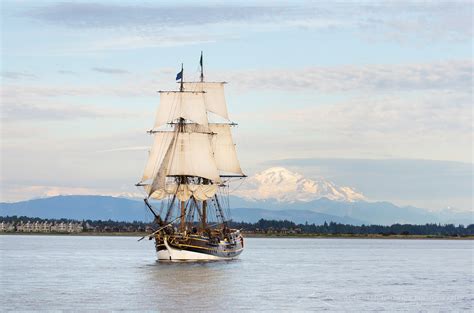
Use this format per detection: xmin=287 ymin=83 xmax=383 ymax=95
xmin=157 ymin=247 xmax=170 ymax=260
xmin=156 ymin=233 xmax=244 ymax=261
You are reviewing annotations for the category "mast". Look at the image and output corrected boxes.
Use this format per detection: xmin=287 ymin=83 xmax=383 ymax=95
xmin=178 ymin=63 xmax=185 ymax=231
xmin=200 ymin=53 xmax=206 ymax=230
xmin=200 ymin=51 xmax=204 ymax=82
xmin=180 ymin=63 xmax=184 ymax=92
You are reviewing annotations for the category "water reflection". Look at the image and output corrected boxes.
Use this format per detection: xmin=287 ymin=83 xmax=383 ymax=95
xmin=137 ymin=259 xmax=243 ymax=311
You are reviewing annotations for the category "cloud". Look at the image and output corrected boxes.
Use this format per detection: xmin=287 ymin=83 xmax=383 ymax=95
xmin=92 ymin=67 xmax=129 ymax=75
xmin=2 ymin=60 xmax=470 ymax=102
xmin=225 ymin=59 xmax=472 ymax=92
xmin=0 ymin=184 xmax=144 ymax=202
xmin=1 ymin=102 xmax=141 ymax=121
xmin=232 ymin=87 xmax=472 ymax=168
xmin=26 ymin=2 xmax=283 ymax=29
xmin=1 ymin=71 xmax=36 ymax=79
xmin=1 ymin=80 xmax=155 ymax=100
xmin=355 ymin=2 xmax=473 ymax=42
xmin=95 ymin=146 xmax=149 ymax=153
xmin=269 ymin=91 xmax=471 ymax=135
xmin=1 ymin=103 xmax=102 ymax=120
xmin=85 ymin=35 xmax=216 ymax=51
xmin=22 ymin=1 xmax=472 ymax=47
xmin=58 ymin=70 xmax=77 ymax=75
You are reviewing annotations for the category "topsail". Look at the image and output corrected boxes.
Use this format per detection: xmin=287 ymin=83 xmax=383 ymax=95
xmin=183 ymin=82 xmax=229 ymax=120
xmin=154 ymin=92 xmax=208 ymax=128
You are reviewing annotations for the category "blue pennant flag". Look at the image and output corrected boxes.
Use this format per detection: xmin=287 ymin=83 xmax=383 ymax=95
xmin=175 ymin=70 xmax=183 ymax=81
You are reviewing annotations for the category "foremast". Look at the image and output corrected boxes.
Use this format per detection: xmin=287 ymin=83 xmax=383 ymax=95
xmin=138 ymin=53 xmax=245 ymax=234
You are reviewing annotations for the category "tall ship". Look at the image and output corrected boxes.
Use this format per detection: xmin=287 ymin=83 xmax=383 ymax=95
xmin=137 ymin=53 xmax=246 ymax=261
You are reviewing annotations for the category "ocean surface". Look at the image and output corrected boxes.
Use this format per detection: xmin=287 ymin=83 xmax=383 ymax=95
xmin=0 ymin=235 xmax=472 ymax=312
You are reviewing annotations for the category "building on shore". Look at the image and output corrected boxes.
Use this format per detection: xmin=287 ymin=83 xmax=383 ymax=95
xmin=0 ymin=220 xmax=83 ymax=233
xmin=0 ymin=222 xmax=15 ymax=232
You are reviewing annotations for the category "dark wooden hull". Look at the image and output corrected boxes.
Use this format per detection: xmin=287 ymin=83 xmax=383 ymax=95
xmin=155 ymin=231 xmax=244 ymax=260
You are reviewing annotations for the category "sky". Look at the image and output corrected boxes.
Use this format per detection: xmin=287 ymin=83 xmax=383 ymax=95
xmin=0 ymin=0 xmax=472 ymax=211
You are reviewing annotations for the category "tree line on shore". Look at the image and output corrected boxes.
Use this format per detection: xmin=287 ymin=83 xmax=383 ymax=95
xmin=1 ymin=215 xmax=473 ymax=236
xmin=229 ymin=219 xmax=474 ymax=236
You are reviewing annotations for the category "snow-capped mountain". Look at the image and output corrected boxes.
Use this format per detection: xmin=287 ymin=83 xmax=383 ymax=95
xmin=234 ymin=167 xmax=366 ymax=203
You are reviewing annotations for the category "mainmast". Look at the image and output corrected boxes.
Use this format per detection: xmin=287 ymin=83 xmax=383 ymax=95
xmin=200 ymin=52 xmax=207 ymax=231
xmin=178 ymin=63 xmax=185 ymax=231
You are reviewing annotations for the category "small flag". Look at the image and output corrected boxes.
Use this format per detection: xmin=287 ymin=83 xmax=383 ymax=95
xmin=200 ymin=54 xmax=203 ymax=67
xmin=176 ymin=70 xmax=183 ymax=81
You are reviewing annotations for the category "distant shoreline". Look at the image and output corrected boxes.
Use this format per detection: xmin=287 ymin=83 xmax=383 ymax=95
xmin=1 ymin=232 xmax=472 ymax=240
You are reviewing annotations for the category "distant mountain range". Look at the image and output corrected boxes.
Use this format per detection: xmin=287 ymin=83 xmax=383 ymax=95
xmin=1 ymin=167 xmax=471 ymax=225
xmin=228 ymin=196 xmax=472 ymax=225
xmin=0 ymin=195 xmax=363 ymax=224
xmin=0 ymin=194 xmax=471 ymax=225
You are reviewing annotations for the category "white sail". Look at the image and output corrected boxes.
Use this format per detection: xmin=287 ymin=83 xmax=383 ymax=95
xmin=149 ymin=131 xmax=176 ymax=194
xmin=148 ymin=184 xmax=218 ymax=201
xmin=146 ymin=130 xmax=223 ymax=197
xmin=154 ymin=92 xmax=208 ymax=128
xmin=142 ymin=70 xmax=245 ymax=200
xmin=167 ymin=132 xmax=221 ymax=182
xmin=183 ymin=82 xmax=229 ymax=120
xmin=209 ymin=124 xmax=243 ymax=176
xmin=141 ymin=132 xmax=175 ymax=182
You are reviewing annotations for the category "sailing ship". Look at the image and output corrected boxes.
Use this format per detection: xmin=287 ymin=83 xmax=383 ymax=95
xmin=137 ymin=53 xmax=246 ymax=261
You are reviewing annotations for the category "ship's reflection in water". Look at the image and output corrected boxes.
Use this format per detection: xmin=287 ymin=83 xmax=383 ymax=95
xmin=1 ymin=235 xmax=472 ymax=312
xmin=142 ymin=260 xmax=240 ymax=311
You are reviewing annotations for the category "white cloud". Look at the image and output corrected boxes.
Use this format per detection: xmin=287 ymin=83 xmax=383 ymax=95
xmin=1 ymin=71 xmax=36 ymax=79
xmin=2 ymin=60 xmax=470 ymax=103
xmin=85 ymin=34 xmax=216 ymax=51
xmin=95 ymin=146 xmax=149 ymax=153
xmin=2 ymin=102 xmax=103 ymax=120
xmin=0 ymin=184 xmax=144 ymax=202
xmin=1 ymin=101 xmax=144 ymax=122
xmin=14 ymin=1 xmax=471 ymax=54
xmin=224 ymin=60 xmax=472 ymax=92
xmin=270 ymin=91 xmax=471 ymax=134
xmin=25 ymin=3 xmax=279 ymax=29
xmin=232 ymin=88 xmax=472 ymax=164
xmin=92 ymin=67 xmax=129 ymax=75
xmin=57 ymin=70 xmax=78 ymax=75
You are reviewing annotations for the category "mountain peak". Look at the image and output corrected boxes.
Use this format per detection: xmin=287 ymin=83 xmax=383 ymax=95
xmin=235 ymin=167 xmax=366 ymax=203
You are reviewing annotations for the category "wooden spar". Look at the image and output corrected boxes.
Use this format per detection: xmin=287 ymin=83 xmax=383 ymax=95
xmin=177 ymin=114 xmax=186 ymax=232
xmin=137 ymin=214 xmax=183 ymax=242
xmin=144 ymin=198 xmax=163 ymax=225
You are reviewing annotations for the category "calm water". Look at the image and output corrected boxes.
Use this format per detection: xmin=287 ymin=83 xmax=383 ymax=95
xmin=0 ymin=235 xmax=472 ymax=312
